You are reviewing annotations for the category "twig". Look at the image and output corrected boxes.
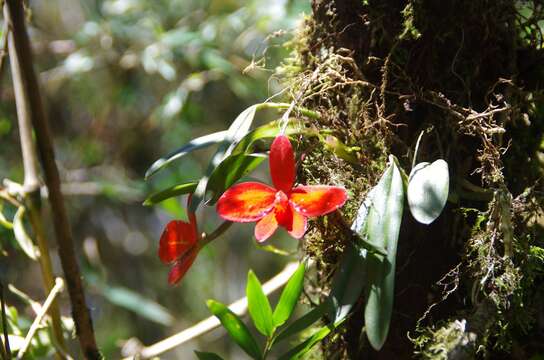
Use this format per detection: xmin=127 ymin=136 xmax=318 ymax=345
xmin=123 ymin=262 xmax=300 ymax=359
xmin=16 ymin=278 xmax=64 ymax=360
xmin=4 ymin=2 xmax=68 ymax=356
xmin=3 ymin=1 xmax=100 ymax=358
xmin=0 ymin=281 xmax=11 ymax=360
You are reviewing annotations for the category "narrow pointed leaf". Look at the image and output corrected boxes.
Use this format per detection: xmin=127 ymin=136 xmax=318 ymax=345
xmin=363 ymin=155 xmax=405 ymax=350
xmin=207 ymin=300 xmax=262 ymax=359
xmin=407 ymin=160 xmax=449 ymax=224
xmin=143 ymin=182 xmax=197 ymax=206
xmin=278 ymin=320 xmax=343 ymax=360
xmin=247 ymin=270 xmax=275 ymax=337
xmin=273 ymin=262 xmax=306 ymax=327
xmin=273 ymin=303 xmax=327 ymax=344
xmin=190 ymin=105 xmax=258 ymax=211
xmin=145 ymin=130 xmax=227 ymax=179
xmin=206 ymin=153 xmax=266 ymax=204
xmin=195 ymin=351 xmax=225 ymax=360
xmin=13 ymin=207 xmax=39 ymax=260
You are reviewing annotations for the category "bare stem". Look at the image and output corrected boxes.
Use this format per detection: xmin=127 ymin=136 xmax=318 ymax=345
xmin=16 ymin=278 xmax=64 ymax=360
xmin=4 ymin=3 xmax=67 ymax=357
xmin=3 ymin=1 xmax=100 ymax=358
xmin=0 ymin=282 xmax=11 ymax=360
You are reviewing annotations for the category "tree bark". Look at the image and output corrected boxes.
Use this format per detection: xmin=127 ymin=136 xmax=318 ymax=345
xmin=295 ymin=0 xmax=544 ymax=358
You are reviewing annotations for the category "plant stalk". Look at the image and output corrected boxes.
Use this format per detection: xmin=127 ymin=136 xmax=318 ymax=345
xmin=4 ymin=4 xmax=67 ymax=357
xmin=3 ymin=1 xmax=100 ymax=358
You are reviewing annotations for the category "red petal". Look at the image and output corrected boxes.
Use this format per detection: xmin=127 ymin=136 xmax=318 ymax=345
xmin=168 ymin=248 xmax=198 ymax=285
xmin=217 ymin=182 xmax=276 ymax=222
xmin=287 ymin=205 xmax=307 ymax=239
xmin=159 ymin=220 xmax=198 ymax=264
xmin=290 ymin=185 xmax=348 ymax=217
xmin=269 ymin=135 xmax=295 ymax=193
xmin=254 ymin=212 xmax=278 ymax=242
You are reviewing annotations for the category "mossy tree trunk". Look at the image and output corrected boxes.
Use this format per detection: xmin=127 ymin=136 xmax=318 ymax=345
xmin=288 ymin=1 xmax=544 ymax=358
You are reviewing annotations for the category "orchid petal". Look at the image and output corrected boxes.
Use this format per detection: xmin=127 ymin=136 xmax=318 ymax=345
xmin=168 ymin=248 xmax=198 ymax=285
xmin=255 ymin=212 xmax=278 ymax=242
xmin=217 ymin=182 xmax=276 ymax=222
xmin=159 ymin=220 xmax=198 ymax=264
xmin=290 ymin=185 xmax=348 ymax=217
xmin=288 ymin=205 xmax=307 ymax=239
xmin=269 ymin=135 xmax=295 ymax=193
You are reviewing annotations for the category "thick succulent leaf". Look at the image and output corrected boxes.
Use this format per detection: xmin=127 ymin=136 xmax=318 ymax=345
xmin=363 ymin=155 xmax=405 ymax=350
xmin=407 ymin=160 xmax=449 ymax=224
xmin=273 ymin=262 xmax=306 ymax=327
xmin=206 ymin=153 xmax=266 ymax=204
xmin=247 ymin=270 xmax=275 ymax=337
xmin=207 ymin=300 xmax=262 ymax=359
xmin=328 ymin=244 xmax=366 ymax=322
xmin=143 ymin=182 xmax=197 ymax=206
xmin=145 ymin=130 xmax=227 ymax=179
xmin=13 ymin=207 xmax=39 ymax=260
xmin=190 ymin=105 xmax=258 ymax=211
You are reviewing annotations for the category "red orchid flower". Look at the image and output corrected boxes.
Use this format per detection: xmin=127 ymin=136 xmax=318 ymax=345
xmin=217 ymin=135 xmax=348 ymax=242
xmin=158 ymin=200 xmax=199 ymax=285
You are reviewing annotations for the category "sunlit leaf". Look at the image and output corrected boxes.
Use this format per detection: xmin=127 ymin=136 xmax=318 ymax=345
xmin=231 ymin=119 xmax=307 ymax=154
xmin=278 ymin=320 xmax=343 ymax=360
xmin=145 ymin=130 xmax=227 ymax=179
xmin=143 ymin=182 xmax=197 ymax=206
xmin=13 ymin=207 xmax=39 ymax=260
xmin=273 ymin=303 xmax=327 ymax=344
xmin=322 ymin=135 xmax=359 ymax=165
xmin=407 ymin=160 xmax=449 ymax=224
xmin=190 ymin=105 xmax=258 ymax=211
xmin=273 ymin=262 xmax=305 ymax=327
xmin=207 ymin=300 xmax=262 ymax=359
xmin=363 ymin=155 xmax=405 ymax=350
xmin=247 ymin=270 xmax=275 ymax=337
xmin=0 ymin=209 xmax=13 ymax=230
xmin=206 ymin=153 xmax=266 ymax=204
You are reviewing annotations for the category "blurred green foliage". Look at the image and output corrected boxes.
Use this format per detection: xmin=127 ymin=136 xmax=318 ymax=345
xmin=0 ymin=0 xmax=309 ymax=358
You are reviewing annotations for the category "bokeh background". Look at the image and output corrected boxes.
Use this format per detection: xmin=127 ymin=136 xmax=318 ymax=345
xmin=0 ymin=0 xmax=310 ymax=358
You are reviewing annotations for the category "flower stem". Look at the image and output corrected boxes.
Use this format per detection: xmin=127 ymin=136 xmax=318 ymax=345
xmin=199 ymin=221 xmax=233 ymax=248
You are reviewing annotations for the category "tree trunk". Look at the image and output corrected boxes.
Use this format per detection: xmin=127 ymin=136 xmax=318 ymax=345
xmin=291 ymin=1 xmax=544 ymax=358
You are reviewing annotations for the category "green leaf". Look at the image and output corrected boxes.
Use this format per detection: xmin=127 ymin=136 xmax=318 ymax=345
xmin=207 ymin=300 xmax=262 ymax=359
xmin=194 ymin=351 xmax=225 ymax=360
xmin=0 ymin=211 xmax=13 ymax=229
xmin=278 ymin=320 xmax=343 ymax=360
xmin=273 ymin=263 xmax=306 ymax=327
xmin=190 ymin=105 xmax=258 ymax=211
xmin=13 ymin=207 xmax=39 ymax=260
xmin=407 ymin=160 xmax=449 ymax=224
xmin=328 ymin=244 xmax=366 ymax=322
xmin=143 ymin=182 xmax=197 ymax=206
xmin=322 ymin=135 xmax=359 ymax=165
xmin=145 ymin=130 xmax=227 ymax=179
xmin=247 ymin=270 xmax=275 ymax=337
xmin=231 ymin=119 xmax=307 ymax=154
xmin=363 ymin=155 xmax=405 ymax=350
xmin=273 ymin=303 xmax=327 ymax=344
xmin=206 ymin=153 xmax=266 ymax=204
